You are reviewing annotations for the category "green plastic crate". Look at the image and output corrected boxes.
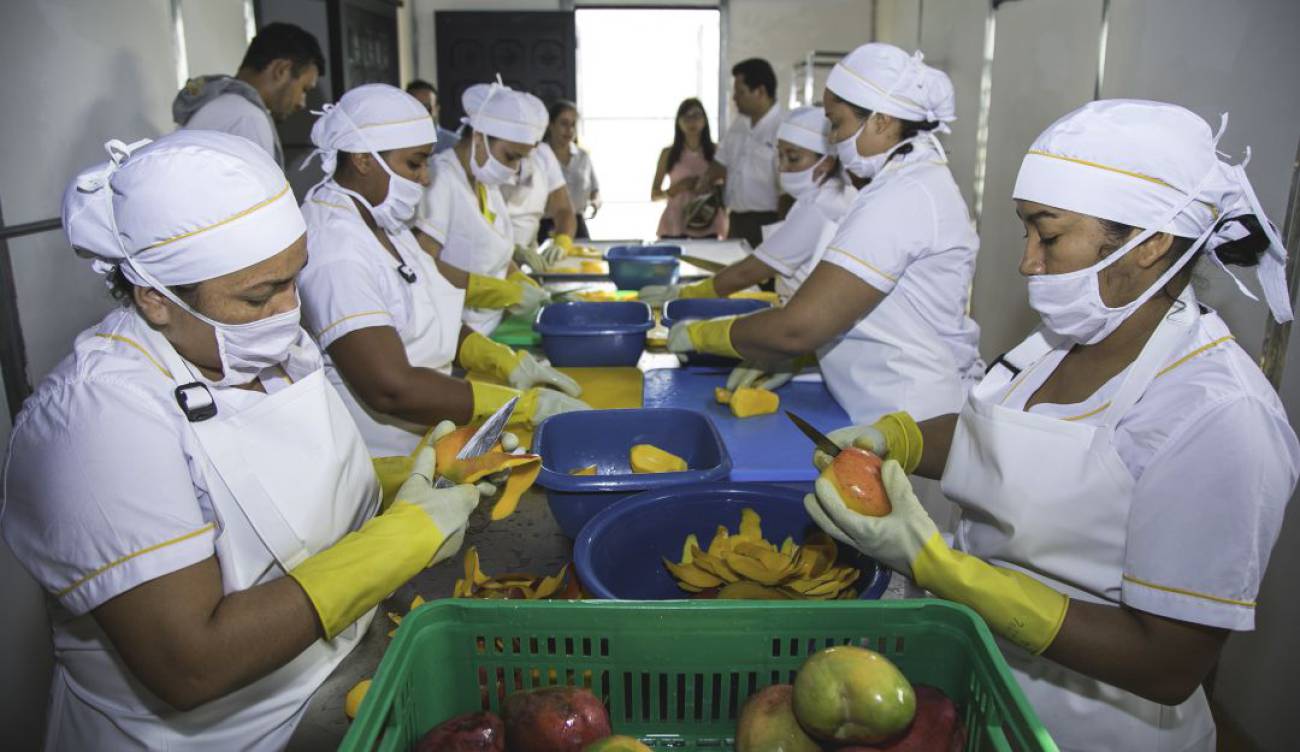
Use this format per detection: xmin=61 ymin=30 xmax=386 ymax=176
xmin=341 ymin=599 xmax=1056 ymax=751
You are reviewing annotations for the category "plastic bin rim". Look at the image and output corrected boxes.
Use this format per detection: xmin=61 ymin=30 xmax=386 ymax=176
xmin=533 ymin=408 xmax=732 ymax=491
xmin=661 ymin=298 xmax=772 ymax=329
xmin=533 ymin=301 xmax=654 ymax=335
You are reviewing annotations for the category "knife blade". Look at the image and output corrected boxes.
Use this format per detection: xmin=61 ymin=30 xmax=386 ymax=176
xmin=433 ymin=396 xmax=519 ymax=488
xmin=785 ymin=410 xmax=841 ymax=459
xmin=679 ymin=254 xmax=727 ymax=273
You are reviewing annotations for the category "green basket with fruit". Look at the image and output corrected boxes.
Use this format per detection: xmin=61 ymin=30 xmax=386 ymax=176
xmin=341 ymin=599 xmax=1057 ymax=751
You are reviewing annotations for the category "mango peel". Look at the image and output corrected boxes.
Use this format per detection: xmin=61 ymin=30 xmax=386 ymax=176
xmin=434 ymin=423 xmax=542 ymax=520
xmin=453 ymin=546 xmax=580 ymax=600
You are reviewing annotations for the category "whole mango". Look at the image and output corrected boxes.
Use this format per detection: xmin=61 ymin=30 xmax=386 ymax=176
xmin=836 ymin=685 xmax=965 ymax=752
xmin=735 ymin=684 xmax=822 ymax=752
xmin=503 ymin=686 xmax=611 ymax=752
xmin=412 ymin=711 xmax=505 ymax=752
xmin=828 ymin=447 xmax=890 ymax=516
xmin=792 ymin=646 xmax=915 ymax=744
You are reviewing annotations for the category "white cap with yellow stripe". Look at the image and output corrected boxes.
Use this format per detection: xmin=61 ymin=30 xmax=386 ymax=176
xmin=62 ymin=130 xmax=306 ymax=288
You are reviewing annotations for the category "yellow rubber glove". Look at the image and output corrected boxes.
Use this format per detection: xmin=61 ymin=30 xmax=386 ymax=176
xmin=805 ymin=459 xmax=1068 ymax=655
xmin=546 ymin=234 xmax=575 ymax=267
xmin=678 ymin=277 xmax=718 ymax=299
xmin=813 ymin=411 xmax=924 ymax=474
xmin=466 ymin=273 xmax=523 ymax=309
xmin=508 ymin=270 xmax=541 ymax=289
xmin=459 ymin=332 xmax=582 ymax=397
xmin=470 ymin=381 xmax=589 ymax=427
xmin=289 ymin=431 xmax=480 ymax=639
xmin=639 ymin=278 xmax=717 ymax=307
xmin=666 ymin=317 xmax=741 ymax=359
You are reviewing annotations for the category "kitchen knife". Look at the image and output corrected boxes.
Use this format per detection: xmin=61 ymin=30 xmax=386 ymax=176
xmin=433 ymin=396 xmax=519 ymax=488
xmin=785 ymin=410 xmax=841 ymax=459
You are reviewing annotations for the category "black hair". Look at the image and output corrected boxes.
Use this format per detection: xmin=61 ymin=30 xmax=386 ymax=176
xmin=106 ymin=267 xmax=200 ymax=307
xmin=240 ymin=22 xmax=326 ymax=77
xmin=545 ymin=99 xmax=579 ymax=145
xmin=666 ymin=98 xmax=716 ymax=174
xmin=406 ymin=79 xmax=437 ymax=96
xmin=731 ymin=58 xmax=777 ymax=100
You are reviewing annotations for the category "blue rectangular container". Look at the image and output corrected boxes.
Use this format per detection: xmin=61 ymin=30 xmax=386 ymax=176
xmin=533 ymin=301 xmax=653 ymax=367
xmin=533 ymin=408 xmax=732 ymax=536
xmin=605 ymin=244 xmax=683 ymax=290
xmin=661 ymin=297 xmax=773 ymax=367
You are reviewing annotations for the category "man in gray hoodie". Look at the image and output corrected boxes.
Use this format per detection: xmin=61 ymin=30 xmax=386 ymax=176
xmin=173 ymin=22 xmax=324 ymax=168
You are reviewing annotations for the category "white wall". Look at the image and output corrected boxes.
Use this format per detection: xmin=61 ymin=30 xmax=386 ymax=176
xmin=0 ymin=2 xmax=247 ymax=748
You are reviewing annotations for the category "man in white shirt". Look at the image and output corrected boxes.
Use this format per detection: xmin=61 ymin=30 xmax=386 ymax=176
xmin=707 ymin=58 xmax=783 ymax=249
xmin=172 ymin=22 xmax=323 ymax=168
xmin=406 ymin=79 xmax=461 ymax=155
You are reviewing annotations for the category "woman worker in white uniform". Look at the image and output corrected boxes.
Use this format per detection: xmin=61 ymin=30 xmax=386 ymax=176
xmin=414 ymin=81 xmax=553 ymax=334
xmin=668 ymin=44 xmax=981 ymax=424
xmin=1 ymin=131 xmax=482 ymax=749
xmin=807 ymin=100 xmax=1300 ymax=750
xmin=642 ymin=106 xmax=853 ymax=306
xmin=297 ymin=84 xmax=587 ymax=457
xmin=502 ymin=102 xmax=580 ymax=270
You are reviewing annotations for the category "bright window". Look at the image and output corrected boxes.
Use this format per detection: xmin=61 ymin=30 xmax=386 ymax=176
xmin=576 ymin=8 xmax=721 ymax=240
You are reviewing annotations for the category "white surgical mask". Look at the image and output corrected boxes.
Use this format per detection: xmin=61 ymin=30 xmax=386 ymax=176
xmin=778 ymin=156 xmax=827 ymax=198
xmin=470 ymin=133 xmax=518 ymax=187
xmin=836 ymin=118 xmax=892 ymax=179
xmin=1026 ymin=210 xmax=1217 ymax=346
xmin=335 ymin=156 xmax=423 ymax=234
xmin=132 ymin=260 xmax=305 ymax=387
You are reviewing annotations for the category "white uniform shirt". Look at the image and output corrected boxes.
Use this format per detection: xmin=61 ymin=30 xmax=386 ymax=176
xmin=418 ymin=148 xmax=515 ymax=332
xmin=752 ymin=178 xmax=856 ymax=300
xmin=1 ymin=308 xmax=321 ymax=747
xmin=819 ymin=139 xmax=982 ymax=422
xmin=556 ymin=143 xmax=599 ymax=214
xmin=300 ymin=182 xmax=444 ymax=352
xmin=988 ymin=310 xmax=1298 ymax=630
xmin=502 ymin=143 xmax=567 ymax=247
xmin=716 ymin=105 xmax=782 ymax=212
xmin=181 ymin=93 xmax=278 ymax=163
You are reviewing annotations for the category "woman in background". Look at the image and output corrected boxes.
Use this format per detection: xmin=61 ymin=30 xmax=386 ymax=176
xmin=541 ymin=99 xmax=599 ymax=240
xmin=651 ymin=97 xmax=726 ymax=239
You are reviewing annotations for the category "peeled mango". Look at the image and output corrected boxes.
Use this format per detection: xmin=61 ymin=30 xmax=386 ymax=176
xmin=735 ymin=684 xmax=822 ymax=752
xmin=828 ymin=447 xmax=891 ymax=516
xmin=581 ymin=736 xmax=653 ymax=752
xmin=344 ymin=678 xmax=370 ymax=720
xmin=729 ymin=387 xmax=779 ymax=418
xmin=411 ymin=711 xmax=505 ymax=752
xmin=792 ymin=646 xmax=915 ymax=744
xmin=629 ymin=443 xmax=687 ymax=474
xmin=837 ymin=685 xmax=965 ymax=752
xmin=502 ymin=686 xmax=612 ymax=752
xmin=434 ymin=423 xmax=542 ymax=520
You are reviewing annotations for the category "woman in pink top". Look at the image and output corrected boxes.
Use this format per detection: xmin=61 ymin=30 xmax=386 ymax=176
xmin=652 ymin=98 xmax=727 ymax=239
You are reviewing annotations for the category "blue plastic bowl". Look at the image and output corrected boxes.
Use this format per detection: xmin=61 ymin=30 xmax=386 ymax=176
xmin=533 ymin=301 xmax=653 ymax=367
xmin=605 ymin=244 xmax=683 ymax=290
xmin=534 ymin=408 xmax=732 ymax=537
xmin=574 ymin=482 xmax=890 ymax=600
xmin=662 ymin=298 xmax=773 ymax=368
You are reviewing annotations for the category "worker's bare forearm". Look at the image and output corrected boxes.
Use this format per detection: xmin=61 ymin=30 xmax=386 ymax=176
xmin=712 ymin=255 xmax=776 ymax=297
xmin=915 ymin=414 xmax=958 ymax=480
xmin=378 ymin=366 xmax=475 ymax=426
xmin=1043 ymin=600 xmax=1227 ymax=706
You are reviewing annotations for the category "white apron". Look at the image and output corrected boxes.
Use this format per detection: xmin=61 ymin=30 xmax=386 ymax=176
xmin=327 ymin=226 xmax=465 ymax=457
xmin=501 ymin=149 xmax=552 ymax=249
xmin=445 ymin=171 xmax=514 ymax=335
xmin=941 ymin=292 xmax=1215 ymax=751
xmin=47 ymin=321 xmax=380 ymax=751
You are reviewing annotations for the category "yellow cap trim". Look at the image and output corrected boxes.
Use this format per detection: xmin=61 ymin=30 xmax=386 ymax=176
xmin=1123 ymin=573 xmax=1256 ymax=608
xmin=57 ymin=523 xmax=216 ymax=598
xmin=358 ymin=114 xmax=434 ymax=129
xmin=824 ymin=247 xmax=898 ymax=283
xmin=146 ymin=182 xmax=294 ymax=251
xmin=93 ymin=333 xmax=172 ymax=379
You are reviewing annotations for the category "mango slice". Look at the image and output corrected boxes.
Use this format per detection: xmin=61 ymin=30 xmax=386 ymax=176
xmin=714 ymin=387 xmax=733 ymax=404
xmin=629 ymin=443 xmax=688 ymax=474
xmin=729 ymin=387 xmax=779 ymax=418
xmin=433 ymin=423 xmax=542 ymax=520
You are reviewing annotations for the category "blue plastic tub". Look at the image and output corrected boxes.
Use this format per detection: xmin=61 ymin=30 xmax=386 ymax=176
xmin=605 ymin=244 xmax=683 ymax=290
xmin=533 ymin=408 xmax=731 ymax=537
xmin=574 ymin=482 xmax=891 ymax=601
xmin=662 ymin=297 xmax=773 ymax=368
xmin=533 ymin=301 xmax=653 ymax=367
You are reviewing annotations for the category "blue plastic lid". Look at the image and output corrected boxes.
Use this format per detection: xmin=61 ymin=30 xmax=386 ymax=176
xmin=661 ymin=297 xmax=771 ymax=329
xmin=534 ymin=301 xmax=654 ymax=336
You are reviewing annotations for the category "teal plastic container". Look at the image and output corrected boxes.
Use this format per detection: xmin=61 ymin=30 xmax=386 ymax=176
xmin=341 ymin=599 xmax=1056 ymax=751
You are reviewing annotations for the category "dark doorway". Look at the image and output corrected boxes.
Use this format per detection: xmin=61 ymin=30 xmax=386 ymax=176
xmin=433 ymin=11 xmax=577 ymax=130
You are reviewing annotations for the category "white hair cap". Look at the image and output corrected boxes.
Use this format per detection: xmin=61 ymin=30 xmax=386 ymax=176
xmin=777 ymin=106 xmax=832 ymax=154
xmin=306 ymin=83 xmax=437 ymax=176
xmin=63 ymin=130 xmax=305 ymax=287
xmin=826 ymin=43 xmax=956 ymax=132
xmin=1014 ymin=99 xmax=1292 ymax=323
xmin=462 ymin=79 xmax=548 ymax=144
